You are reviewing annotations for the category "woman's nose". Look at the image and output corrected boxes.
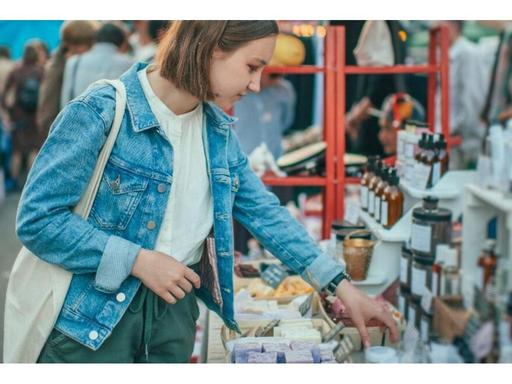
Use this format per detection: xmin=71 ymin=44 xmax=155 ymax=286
xmin=248 ymin=80 xmax=260 ymax=93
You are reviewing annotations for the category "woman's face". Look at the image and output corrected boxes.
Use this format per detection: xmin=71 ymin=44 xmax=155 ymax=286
xmin=378 ymin=120 xmax=398 ymax=155
xmin=209 ymin=36 xmax=276 ymax=110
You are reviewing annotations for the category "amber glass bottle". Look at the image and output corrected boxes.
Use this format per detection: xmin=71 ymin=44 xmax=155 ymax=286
xmin=374 ymin=167 xmax=389 ymax=224
xmin=360 ymin=156 xmax=378 ymax=212
xmin=382 ymin=169 xmax=404 ymax=228
xmin=368 ymin=161 xmax=383 ymax=217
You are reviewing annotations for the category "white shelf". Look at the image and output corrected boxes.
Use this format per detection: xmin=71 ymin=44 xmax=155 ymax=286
xmin=465 ymin=184 xmax=512 ymax=214
xmin=400 ymin=170 xmax=475 ymax=200
xmin=358 ymin=209 xmax=411 ymax=242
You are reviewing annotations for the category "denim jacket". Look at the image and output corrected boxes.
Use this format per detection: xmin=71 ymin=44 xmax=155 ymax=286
xmin=16 ymin=62 xmax=344 ymax=350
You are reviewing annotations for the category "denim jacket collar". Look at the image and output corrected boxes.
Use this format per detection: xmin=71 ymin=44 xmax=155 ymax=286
xmin=120 ymin=62 xmax=238 ymax=134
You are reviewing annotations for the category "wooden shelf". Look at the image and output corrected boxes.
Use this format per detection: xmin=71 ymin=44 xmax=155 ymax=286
xmin=344 ymin=64 xmax=439 ymax=75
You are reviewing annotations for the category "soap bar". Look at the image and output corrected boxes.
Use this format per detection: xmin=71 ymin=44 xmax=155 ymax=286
xmin=262 ymin=343 xmax=291 ymax=363
xmin=247 ymin=352 xmax=278 ymax=363
xmin=290 ymin=341 xmax=321 ymax=362
xmin=233 ymin=342 xmax=262 ymax=363
xmin=284 ymin=350 xmax=314 ymax=364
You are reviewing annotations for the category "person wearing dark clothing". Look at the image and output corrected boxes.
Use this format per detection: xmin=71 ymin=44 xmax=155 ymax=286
xmin=36 ymin=20 xmax=97 ymax=139
xmin=1 ymin=43 xmax=44 ymax=186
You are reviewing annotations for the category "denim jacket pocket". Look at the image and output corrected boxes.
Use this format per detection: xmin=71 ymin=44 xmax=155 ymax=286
xmin=90 ymin=159 xmax=149 ymax=231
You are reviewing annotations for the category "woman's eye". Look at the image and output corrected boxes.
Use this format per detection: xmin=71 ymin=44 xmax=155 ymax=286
xmin=248 ymin=65 xmax=257 ymax=73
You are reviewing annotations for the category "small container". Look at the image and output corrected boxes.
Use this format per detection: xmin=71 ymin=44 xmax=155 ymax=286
xmin=360 ymin=156 xmax=378 ymax=212
xmin=368 ymin=161 xmax=384 ymax=217
xmin=331 ymin=221 xmax=366 ymax=263
xmin=410 ymin=257 xmax=433 ymax=303
xmin=343 ymin=230 xmax=374 ymax=281
xmin=420 ymin=310 xmax=433 ymax=342
xmin=400 ymin=245 xmax=413 ymax=292
xmin=440 ymin=248 xmax=461 ymax=296
xmin=410 ymin=197 xmax=452 ymax=261
xmin=407 ymin=299 xmax=421 ymax=330
xmin=365 ymin=346 xmax=399 ymax=363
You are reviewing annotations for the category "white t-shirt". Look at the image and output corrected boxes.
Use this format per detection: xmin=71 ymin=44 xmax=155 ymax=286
xmin=138 ymin=67 xmax=213 ymax=266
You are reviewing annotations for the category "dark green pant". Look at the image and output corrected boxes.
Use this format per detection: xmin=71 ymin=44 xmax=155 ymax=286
xmin=37 ymin=285 xmax=199 ymax=363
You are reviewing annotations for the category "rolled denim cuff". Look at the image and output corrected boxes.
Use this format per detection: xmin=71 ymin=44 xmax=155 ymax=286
xmin=300 ymin=253 xmax=345 ymax=291
xmin=94 ymin=235 xmax=141 ymax=293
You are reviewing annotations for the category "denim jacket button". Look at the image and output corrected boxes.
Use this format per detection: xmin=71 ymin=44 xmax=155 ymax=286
xmin=116 ymin=293 xmax=126 ymax=303
xmin=88 ymin=330 xmax=99 ymax=340
xmin=146 ymin=220 xmax=156 ymax=230
xmin=157 ymin=183 xmax=167 ymax=193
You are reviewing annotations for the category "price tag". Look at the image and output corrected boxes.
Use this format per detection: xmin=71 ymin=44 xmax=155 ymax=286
xmin=421 ymin=288 xmax=433 ymax=314
xmin=344 ymin=201 xmax=360 ymax=225
xmin=260 ymin=264 xmax=290 ymax=288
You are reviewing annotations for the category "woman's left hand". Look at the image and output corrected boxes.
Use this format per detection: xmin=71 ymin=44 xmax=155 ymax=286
xmin=335 ymin=279 xmax=399 ymax=348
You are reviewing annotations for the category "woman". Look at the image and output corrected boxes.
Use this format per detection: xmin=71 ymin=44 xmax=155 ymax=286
xmin=1 ymin=42 xmax=44 ymax=188
xmin=16 ymin=21 xmax=398 ymax=363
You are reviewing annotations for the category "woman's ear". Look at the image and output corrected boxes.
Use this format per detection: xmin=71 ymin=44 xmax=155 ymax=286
xmin=212 ymin=47 xmax=225 ymax=60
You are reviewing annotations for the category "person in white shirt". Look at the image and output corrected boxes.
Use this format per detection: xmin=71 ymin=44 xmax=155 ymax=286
xmin=437 ymin=21 xmax=492 ymax=169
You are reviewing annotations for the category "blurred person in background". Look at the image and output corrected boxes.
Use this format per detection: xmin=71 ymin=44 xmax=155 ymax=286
xmin=436 ymin=20 xmax=490 ymax=169
xmin=143 ymin=20 xmax=171 ymax=62
xmin=0 ymin=46 xmax=15 ymax=191
xmin=37 ymin=20 xmax=98 ymax=139
xmin=129 ymin=20 xmax=156 ymax=61
xmin=33 ymin=39 xmax=50 ymax=66
xmin=1 ymin=42 xmax=44 ymax=189
xmin=60 ymin=22 xmax=134 ymax=108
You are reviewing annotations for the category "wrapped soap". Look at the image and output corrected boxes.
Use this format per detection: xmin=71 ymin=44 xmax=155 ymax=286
xmin=262 ymin=343 xmax=291 ymax=363
xmin=319 ymin=349 xmax=336 ymax=363
xmin=233 ymin=342 xmax=262 ymax=363
xmin=284 ymin=350 xmax=314 ymax=364
xmin=247 ymin=351 xmax=278 ymax=363
xmin=290 ymin=341 xmax=321 ymax=363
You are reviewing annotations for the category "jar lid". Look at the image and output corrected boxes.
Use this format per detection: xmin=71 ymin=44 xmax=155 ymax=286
xmin=336 ymin=231 xmax=371 ymax=241
xmin=331 ymin=220 xmax=365 ymax=231
xmin=412 ymin=206 xmax=452 ymax=222
xmin=412 ymin=253 xmax=435 ymax=266
xmin=365 ymin=346 xmax=399 ymax=363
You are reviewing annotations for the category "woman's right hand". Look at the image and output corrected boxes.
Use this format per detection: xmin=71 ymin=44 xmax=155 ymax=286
xmin=131 ymin=248 xmax=201 ymax=304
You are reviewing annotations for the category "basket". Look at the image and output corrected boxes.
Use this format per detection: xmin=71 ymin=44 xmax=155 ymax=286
xmin=343 ymin=230 xmax=375 ymax=281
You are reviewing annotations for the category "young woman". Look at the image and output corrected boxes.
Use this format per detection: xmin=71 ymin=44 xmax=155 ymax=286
xmin=16 ymin=21 xmax=398 ymax=363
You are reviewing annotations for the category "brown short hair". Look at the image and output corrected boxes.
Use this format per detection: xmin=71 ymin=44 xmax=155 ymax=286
xmin=61 ymin=20 xmax=98 ymax=46
xmin=156 ymin=21 xmax=279 ymax=100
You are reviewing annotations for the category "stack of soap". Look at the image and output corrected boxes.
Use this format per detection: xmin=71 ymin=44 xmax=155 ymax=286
xmin=262 ymin=343 xmax=291 ymax=363
xmin=290 ymin=341 xmax=321 ymax=363
xmin=284 ymin=350 xmax=314 ymax=364
xmin=233 ymin=342 xmax=262 ymax=363
xmin=247 ymin=352 xmax=278 ymax=364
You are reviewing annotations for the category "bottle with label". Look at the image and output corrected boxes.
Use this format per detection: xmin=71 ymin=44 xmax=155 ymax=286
xmin=373 ymin=166 xmax=389 ymax=224
xmin=424 ymin=135 xmax=438 ymax=189
xmin=368 ymin=161 xmax=383 ymax=217
xmin=437 ymin=134 xmax=449 ymax=177
xmin=381 ymin=169 xmax=404 ymax=228
xmin=416 ymin=132 xmax=428 ymax=164
xmin=441 ymin=248 xmax=461 ymax=296
xmin=360 ymin=156 xmax=378 ymax=212
xmin=477 ymin=239 xmax=497 ymax=291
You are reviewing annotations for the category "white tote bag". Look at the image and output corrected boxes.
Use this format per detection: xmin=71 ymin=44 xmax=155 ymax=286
xmin=3 ymin=79 xmax=126 ymax=363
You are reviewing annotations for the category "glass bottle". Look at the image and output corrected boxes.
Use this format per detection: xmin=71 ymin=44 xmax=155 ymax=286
xmin=416 ymin=132 xmax=428 ymax=164
xmin=441 ymin=248 xmax=461 ymax=296
xmin=368 ymin=161 xmax=383 ymax=217
xmin=424 ymin=135 xmax=438 ymax=189
xmin=374 ymin=166 xmax=389 ymax=224
xmin=437 ymin=134 xmax=449 ymax=177
xmin=360 ymin=156 xmax=378 ymax=212
xmin=477 ymin=239 xmax=497 ymax=291
xmin=382 ymin=169 xmax=404 ymax=228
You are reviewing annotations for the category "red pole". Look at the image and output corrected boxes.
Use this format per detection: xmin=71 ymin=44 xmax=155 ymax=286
xmin=427 ymin=28 xmax=438 ymax=132
xmin=335 ymin=26 xmax=346 ymax=222
xmin=439 ymin=25 xmax=451 ymax=150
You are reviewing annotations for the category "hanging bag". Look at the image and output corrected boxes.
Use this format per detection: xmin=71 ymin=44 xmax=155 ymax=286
xmin=3 ymin=79 xmax=127 ymax=363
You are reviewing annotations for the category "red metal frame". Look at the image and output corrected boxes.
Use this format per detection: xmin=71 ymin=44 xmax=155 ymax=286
xmin=334 ymin=25 xmax=452 ymax=225
xmin=259 ymin=25 xmax=451 ymax=239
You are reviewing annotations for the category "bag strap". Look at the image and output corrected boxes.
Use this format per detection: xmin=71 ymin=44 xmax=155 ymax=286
xmin=73 ymin=79 xmax=127 ymax=219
